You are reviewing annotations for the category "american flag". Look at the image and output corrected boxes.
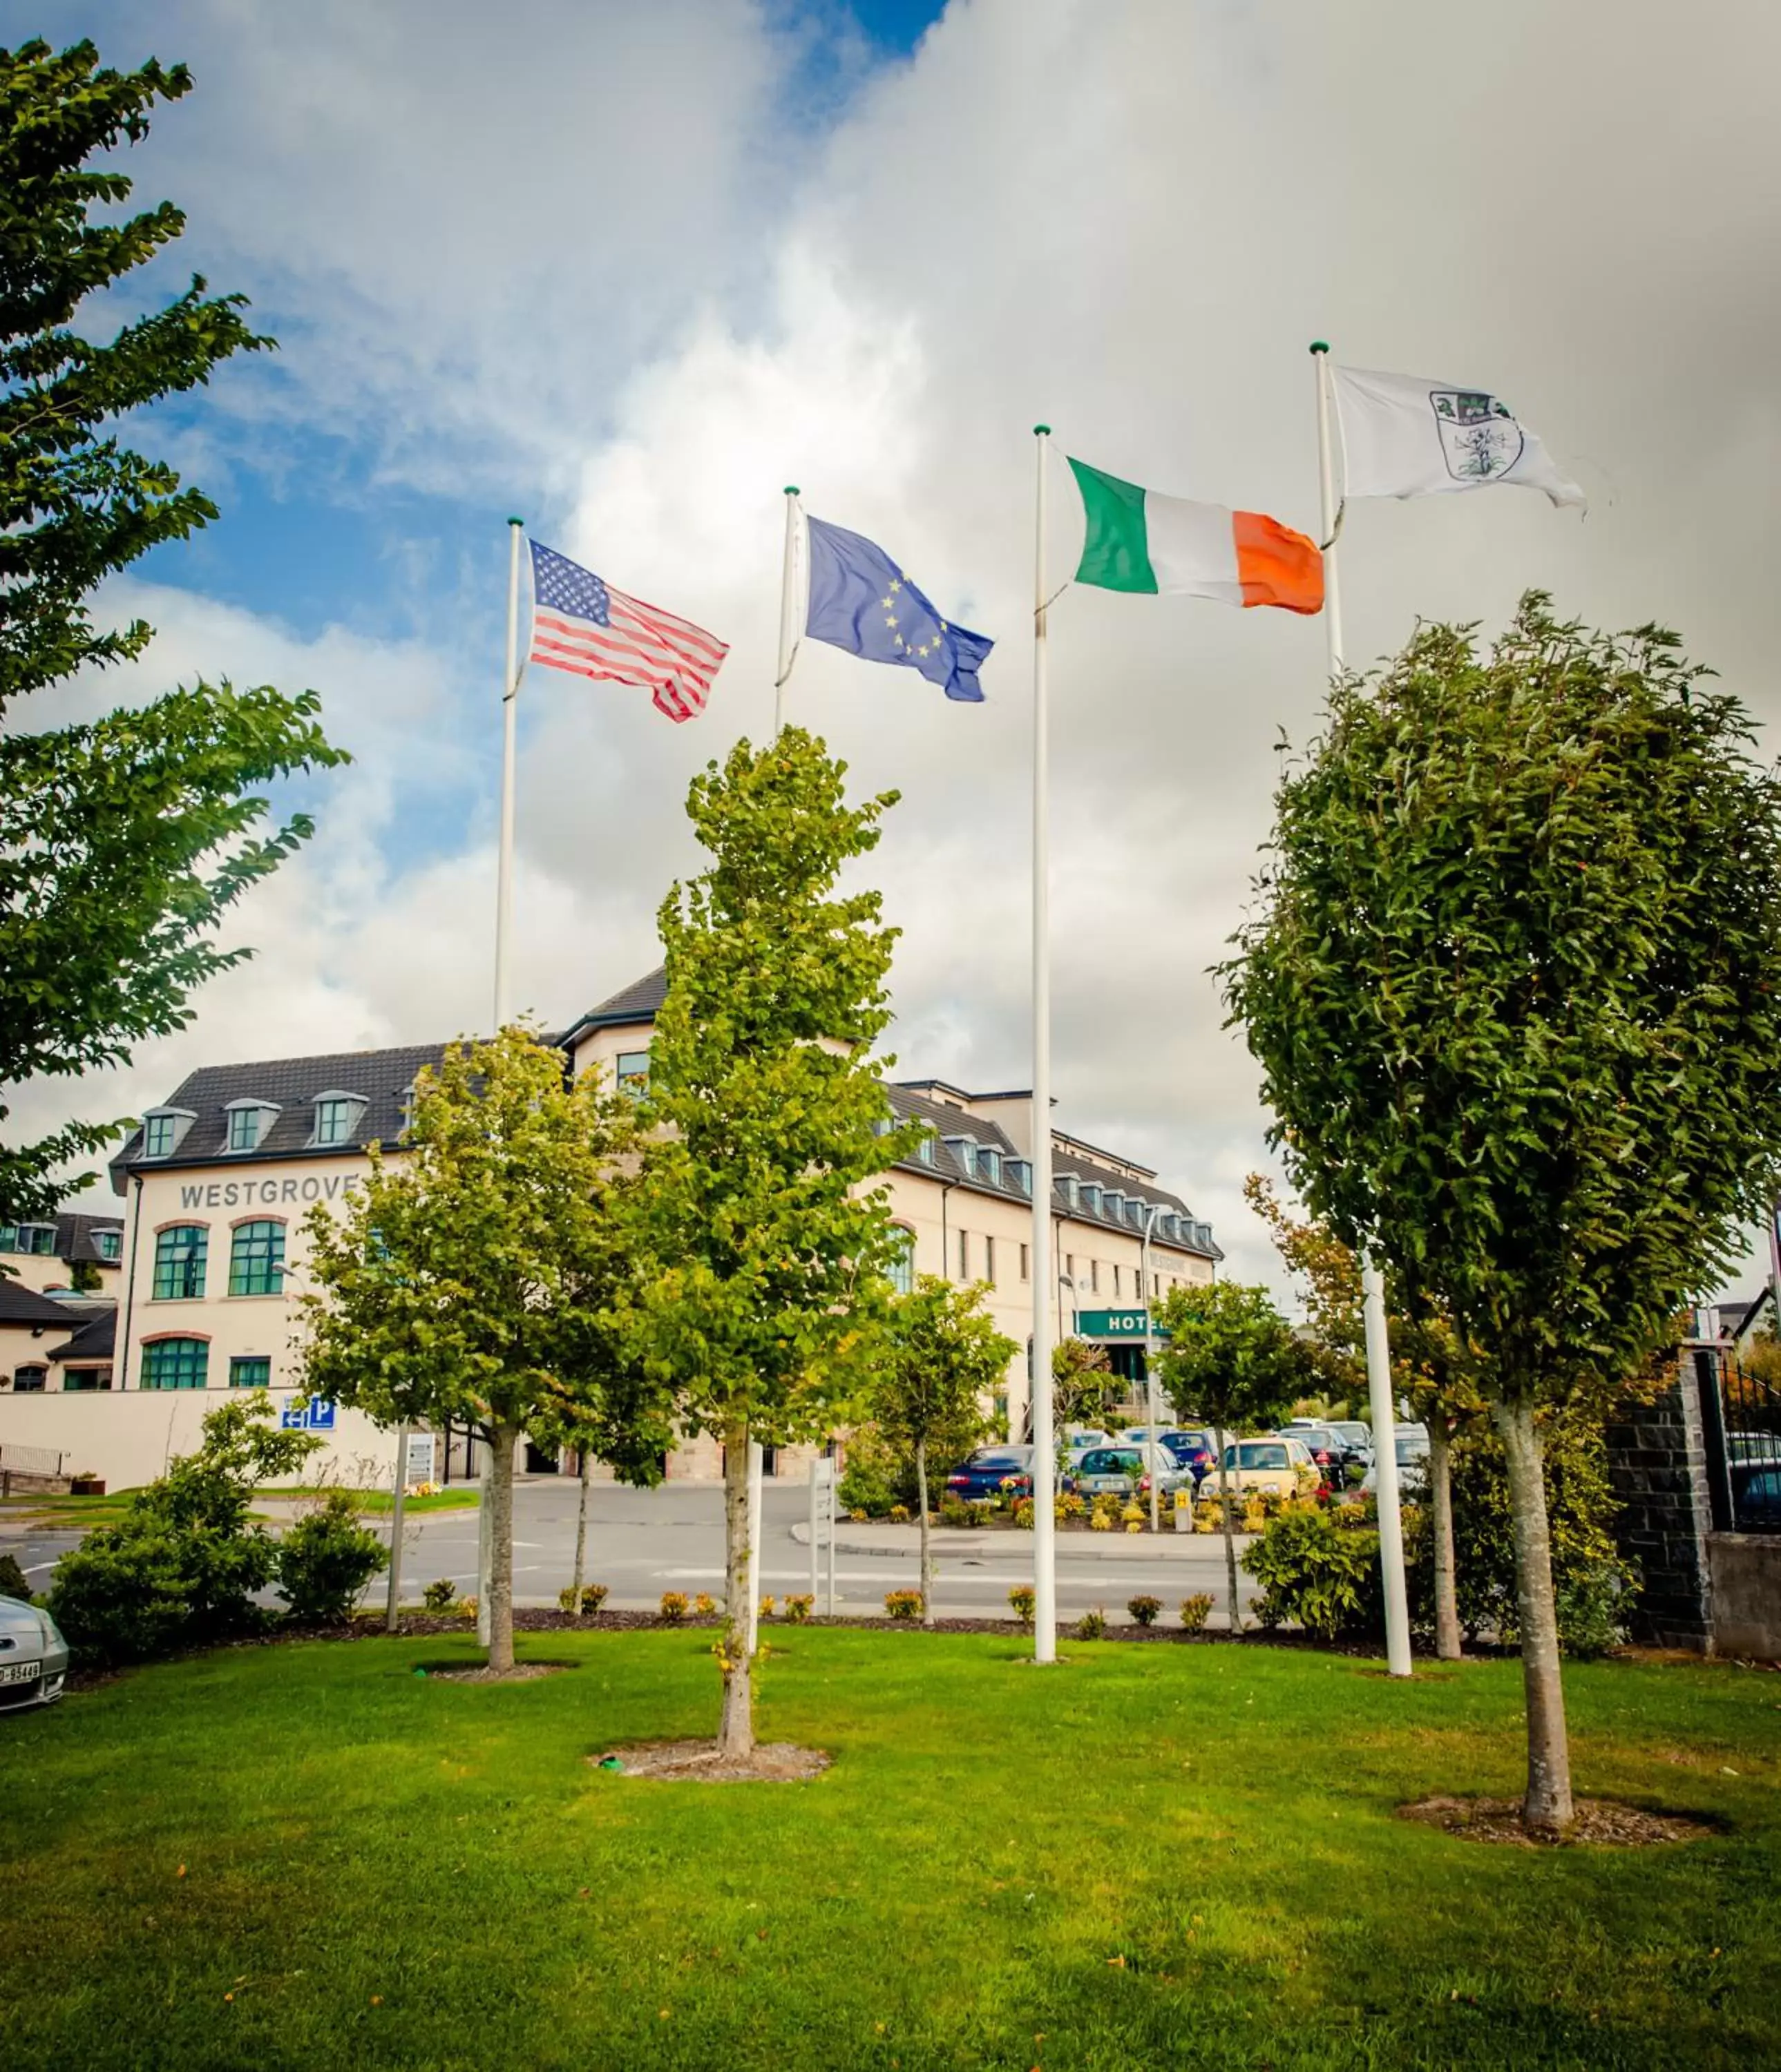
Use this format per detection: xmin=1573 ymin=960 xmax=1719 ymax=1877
xmin=527 ymin=539 xmax=727 ymax=722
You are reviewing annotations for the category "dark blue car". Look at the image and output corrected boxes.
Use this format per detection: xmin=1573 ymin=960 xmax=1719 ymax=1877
xmin=945 ymin=1446 xmax=1036 ymax=1500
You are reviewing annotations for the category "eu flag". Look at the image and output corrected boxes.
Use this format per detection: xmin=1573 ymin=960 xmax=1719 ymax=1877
xmin=805 ymin=516 xmax=993 ymax=703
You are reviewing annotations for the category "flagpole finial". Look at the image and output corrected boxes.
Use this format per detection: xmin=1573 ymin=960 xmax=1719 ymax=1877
xmin=1308 ymin=341 xmax=1330 ymax=356
xmin=506 ymin=515 xmax=524 ymax=527
xmin=1033 ymin=423 xmax=1051 ymax=437
xmin=783 ymin=485 xmax=799 ymax=497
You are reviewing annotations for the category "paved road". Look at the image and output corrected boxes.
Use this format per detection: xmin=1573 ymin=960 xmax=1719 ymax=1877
xmin=3 ymin=1479 xmax=1261 ymax=1625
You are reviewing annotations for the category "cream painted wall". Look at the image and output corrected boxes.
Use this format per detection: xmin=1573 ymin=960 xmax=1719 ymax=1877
xmin=0 ymin=1247 xmax=122 ymax=1297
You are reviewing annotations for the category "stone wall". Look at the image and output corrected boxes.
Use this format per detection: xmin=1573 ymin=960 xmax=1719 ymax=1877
xmin=1606 ymin=1374 xmax=1714 ymax=1650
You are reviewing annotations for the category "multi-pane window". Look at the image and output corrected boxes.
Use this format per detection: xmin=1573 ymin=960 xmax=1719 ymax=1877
xmin=616 ymin=1051 xmax=651 ymax=1096
xmin=984 ymin=1235 xmax=997 ymax=1285
xmin=143 ymin=1113 xmax=178 ymax=1158
xmin=312 ymin=1097 xmax=360 ymax=1147
xmin=1 ymin=1223 xmax=56 ymax=1255
xmin=142 ymin=1339 xmax=208 ymax=1390
xmin=956 ymin=1229 xmax=969 ymax=1280
xmin=64 ymin=1368 xmax=112 ymax=1392
xmin=888 ymin=1227 xmax=915 ymax=1297
xmin=227 ymin=1105 xmax=269 ymax=1152
xmin=95 ymin=1231 xmax=122 ymax=1262
xmin=229 ymin=1356 xmax=272 ymax=1389
xmin=229 ymin=1221 xmax=285 ymax=1297
xmin=152 ymin=1225 xmax=207 ymax=1300
xmin=12 ymin=1364 xmax=47 ymax=1392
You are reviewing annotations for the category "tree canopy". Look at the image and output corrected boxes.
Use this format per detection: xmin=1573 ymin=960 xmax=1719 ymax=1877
xmin=0 ymin=38 xmax=344 ymax=1220
xmin=1223 ymin=593 xmax=1781 ymax=1830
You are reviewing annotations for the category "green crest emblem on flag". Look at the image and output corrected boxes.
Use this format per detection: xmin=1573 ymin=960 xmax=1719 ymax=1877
xmin=1429 ymin=389 xmax=1525 ymax=483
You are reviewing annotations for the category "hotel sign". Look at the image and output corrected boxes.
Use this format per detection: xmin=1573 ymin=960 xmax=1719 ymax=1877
xmin=1072 ymin=1308 xmax=1168 ymax=1342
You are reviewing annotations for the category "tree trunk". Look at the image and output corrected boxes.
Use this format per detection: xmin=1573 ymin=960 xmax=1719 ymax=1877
xmin=1429 ymin=1418 xmax=1462 ymax=1661
xmin=915 ymin=1437 xmax=933 ymax=1627
xmin=1493 ymin=1396 xmax=1573 ymax=1834
xmin=1216 ymin=1422 xmax=1240 ymax=1634
xmin=717 ymin=1418 xmax=755 ymax=1758
xmin=571 ymin=1448 xmax=591 ymax=1620
xmin=486 ymin=1422 xmax=518 ymax=1675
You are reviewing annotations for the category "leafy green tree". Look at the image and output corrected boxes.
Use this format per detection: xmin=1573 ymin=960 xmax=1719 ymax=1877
xmin=870 ymin=1276 xmax=1012 ymax=1624
xmin=0 ymin=39 xmax=345 ymax=1220
xmin=1153 ymin=1280 xmax=1309 ymax=1631
xmin=1224 ymin=594 xmax=1781 ymax=1832
xmin=47 ymin=1392 xmax=319 ymax=1665
xmin=1049 ymin=1336 xmax=1119 ymax=1435
xmin=626 ymin=729 xmax=918 ymax=1756
xmin=296 ymin=1030 xmax=662 ymax=1676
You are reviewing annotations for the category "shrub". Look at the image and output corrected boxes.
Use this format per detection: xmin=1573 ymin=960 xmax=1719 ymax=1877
xmin=1012 ymin=1497 xmax=1036 ymax=1528
xmin=1121 ymin=1502 xmax=1145 ymax=1527
xmin=459 ymin=1595 xmax=479 ymax=1620
xmin=0 ymin=1553 xmax=32 ymax=1602
xmin=557 ymin=1585 xmax=578 ymax=1613
xmin=276 ymin=1491 xmax=388 ymax=1623
xmin=783 ymin=1594 xmax=814 ymax=1624
xmin=1089 ymin=1509 xmax=1114 ymax=1533
xmin=1074 ymin=1607 xmax=1107 ymax=1640
xmin=658 ymin=1591 xmax=689 ymax=1624
xmin=1007 ymin=1584 xmax=1036 ymax=1627
xmin=837 ymin=1426 xmax=913 ymax=1517
xmin=1061 ymin=1492 xmax=1087 ymax=1518
xmin=937 ymin=1495 xmax=971 ymax=1529
xmin=47 ymin=1393 xmax=318 ymax=1667
xmin=1127 ymin=1595 xmax=1163 ymax=1627
xmin=1179 ymin=1593 xmax=1213 ymax=1633
xmin=579 ymin=1584 xmax=609 ymax=1616
xmin=692 ymin=1592 xmax=716 ymax=1618
xmin=1241 ymin=1505 xmax=1380 ymax=1638
xmin=888 ymin=1504 xmax=910 ymax=1524
xmin=884 ymin=1588 xmax=923 ymax=1622
xmin=758 ymin=1594 xmax=777 ymax=1620
xmin=422 ymin=1577 xmax=457 ymax=1611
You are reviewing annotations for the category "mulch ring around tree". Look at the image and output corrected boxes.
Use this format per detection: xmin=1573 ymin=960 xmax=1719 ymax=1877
xmin=589 ymin=1739 xmax=831 ymax=1783
xmin=415 ymin=1660 xmax=573 ymax=1685
xmin=1398 ymin=1796 xmax=1717 ymax=1848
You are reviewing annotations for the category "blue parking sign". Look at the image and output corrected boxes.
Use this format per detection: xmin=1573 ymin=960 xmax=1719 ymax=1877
xmin=280 ymin=1397 xmax=337 ymax=1432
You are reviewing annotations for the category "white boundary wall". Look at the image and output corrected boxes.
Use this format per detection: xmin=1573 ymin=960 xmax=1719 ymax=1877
xmin=0 ymin=1388 xmax=399 ymax=1492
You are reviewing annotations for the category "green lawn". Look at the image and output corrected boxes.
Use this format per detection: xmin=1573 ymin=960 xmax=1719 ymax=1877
xmin=2 ymin=1633 xmax=1774 ymax=2070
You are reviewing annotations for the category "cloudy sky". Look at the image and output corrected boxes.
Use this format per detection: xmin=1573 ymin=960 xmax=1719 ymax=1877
xmin=13 ymin=0 xmax=1781 ymax=1298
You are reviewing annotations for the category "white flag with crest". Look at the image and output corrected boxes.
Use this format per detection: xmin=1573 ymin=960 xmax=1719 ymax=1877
xmin=1333 ymin=365 xmax=1585 ymax=509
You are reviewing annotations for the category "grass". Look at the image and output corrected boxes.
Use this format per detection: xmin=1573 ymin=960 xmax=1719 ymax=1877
xmin=258 ymin=1484 xmax=481 ymax=1513
xmin=2 ymin=1633 xmax=1775 ymax=2070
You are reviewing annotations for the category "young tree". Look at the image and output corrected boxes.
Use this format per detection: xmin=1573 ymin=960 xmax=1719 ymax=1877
xmin=869 ymin=1276 xmax=1012 ymax=1625
xmin=1050 ymin=1336 xmax=1119 ymax=1433
xmin=1246 ymin=1173 xmax=1481 ymax=1659
xmin=1152 ymin=1280 xmax=1308 ymax=1632
xmin=0 ymin=39 xmax=345 ymax=1220
xmin=626 ymin=729 xmax=919 ymax=1756
xmin=296 ymin=1030 xmax=659 ymax=1675
xmin=1225 ymin=595 xmax=1781 ymax=1832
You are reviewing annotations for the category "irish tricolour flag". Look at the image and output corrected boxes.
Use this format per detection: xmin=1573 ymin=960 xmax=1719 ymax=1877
xmin=1067 ymin=457 xmax=1324 ymax=615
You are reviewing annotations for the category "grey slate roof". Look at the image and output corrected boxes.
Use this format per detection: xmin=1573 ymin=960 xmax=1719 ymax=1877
xmin=0 ymin=1280 xmax=84 ymax=1327
xmin=562 ymin=966 xmax=669 ymax=1043
xmin=55 ymin=1211 xmax=123 ymax=1263
xmin=110 ymin=1042 xmax=451 ymax=1180
xmin=52 ymin=1310 xmax=116 ymax=1363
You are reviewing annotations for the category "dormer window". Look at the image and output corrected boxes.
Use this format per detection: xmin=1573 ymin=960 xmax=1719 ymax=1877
xmin=309 ymin=1091 xmax=367 ymax=1148
xmin=95 ymin=1230 xmax=122 ymax=1263
xmin=916 ymin=1132 xmax=937 ymax=1166
xmin=224 ymin=1100 xmax=280 ymax=1154
xmin=0 ymin=1222 xmax=57 ymax=1256
xmin=1126 ymin=1199 xmax=1145 ymax=1229
xmin=1103 ymin=1189 xmax=1125 ymax=1222
xmin=1060 ymin=1175 xmax=1080 ymax=1209
xmin=979 ymin=1147 xmax=1002 ymax=1185
xmin=1080 ymin=1182 xmax=1103 ymax=1215
xmin=142 ymin=1109 xmax=196 ymax=1160
xmin=943 ymin=1135 xmax=978 ymax=1178
xmin=1007 ymin=1158 xmax=1032 ymax=1197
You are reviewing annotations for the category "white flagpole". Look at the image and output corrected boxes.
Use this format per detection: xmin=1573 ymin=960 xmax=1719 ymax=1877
xmin=493 ymin=515 xmax=524 ymax=1030
xmin=1311 ymin=342 xmax=1411 ymax=1680
xmin=1029 ymin=424 xmax=1058 ymax=1664
xmin=773 ymin=486 xmax=801 ymax=735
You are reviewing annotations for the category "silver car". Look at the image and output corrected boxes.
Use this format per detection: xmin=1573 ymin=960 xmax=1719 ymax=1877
xmin=0 ymin=1593 xmax=70 ymax=1711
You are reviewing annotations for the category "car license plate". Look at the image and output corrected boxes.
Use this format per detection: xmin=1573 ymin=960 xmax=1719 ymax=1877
xmin=0 ymin=1659 xmax=39 ymax=1687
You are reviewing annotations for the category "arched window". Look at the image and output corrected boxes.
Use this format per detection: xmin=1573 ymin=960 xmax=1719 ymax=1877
xmin=229 ymin=1221 xmax=286 ymax=1296
xmin=12 ymin=1364 xmax=47 ymax=1392
xmin=888 ymin=1225 xmax=915 ymax=1296
xmin=152 ymin=1225 xmax=207 ymax=1300
xmin=142 ymin=1339 xmax=208 ymax=1390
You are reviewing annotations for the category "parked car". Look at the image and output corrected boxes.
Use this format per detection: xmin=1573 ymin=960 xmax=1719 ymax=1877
xmin=0 ymin=1593 xmax=69 ymax=1713
xmin=1328 ymin=1420 xmax=1375 ymax=1467
xmin=1282 ymin=1422 xmax=1352 ymax=1481
xmin=945 ymin=1445 xmax=1036 ymax=1500
xmin=1065 ymin=1443 xmax=1192 ymax=1502
xmin=1360 ymin=1426 xmax=1431 ymax=1498
xmin=1732 ymin=1462 xmax=1781 ymax=1531
xmin=1157 ymin=1428 xmax=1221 ymax=1482
xmin=1065 ymin=1428 xmax=1114 ymax=1454
xmin=1729 ymin=1432 xmax=1781 ymax=1466
xmin=1199 ymin=1437 xmax=1322 ymax=1503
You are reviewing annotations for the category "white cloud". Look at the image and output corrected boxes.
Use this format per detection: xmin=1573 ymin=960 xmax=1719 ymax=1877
xmin=25 ymin=0 xmax=1781 ymax=1302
